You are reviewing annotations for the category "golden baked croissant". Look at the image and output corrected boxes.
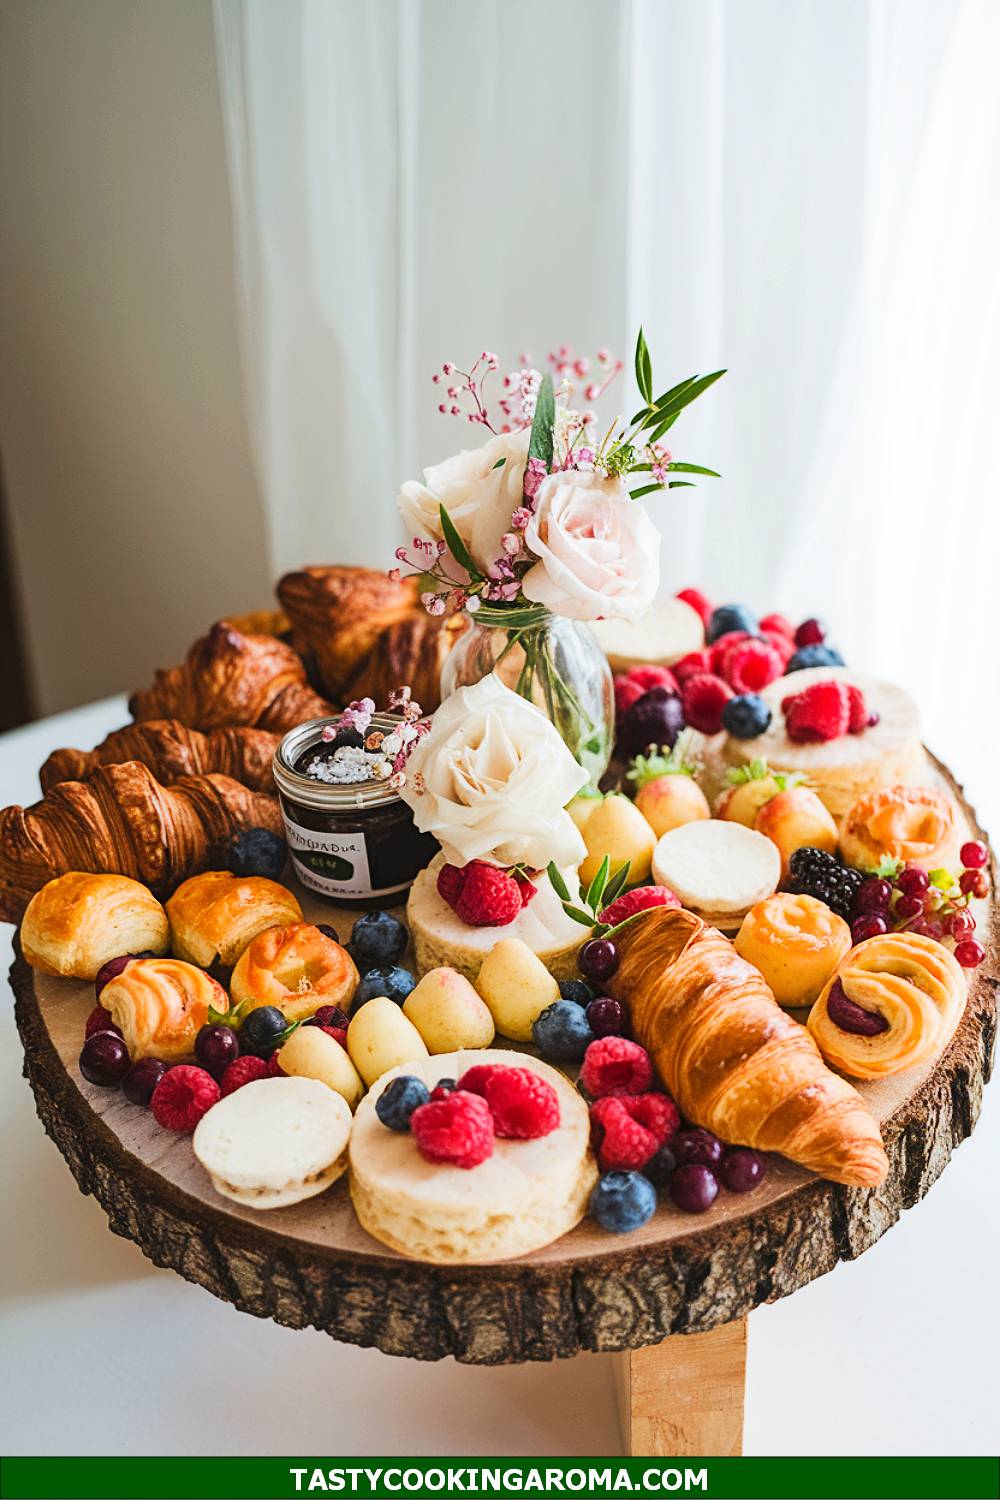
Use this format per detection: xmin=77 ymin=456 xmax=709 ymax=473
xmin=277 ymin=565 xmax=465 ymax=711
xmin=0 ymin=761 xmax=283 ymax=923
xmin=40 ymin=720 xmax=280 ymax=794
xmin=21 ymin=872 xmax=170 ymax=980
xmin=808 ymin=931 xmax=966 ymax=1079
xmin=166 ymin=870 xmax=302 ymax=970
xmin=608 ymin=907 xmax=889 ymax=1187
xmin=128 ymin=623 xmax=332 ymax=733
xmin=101 ymin=957 xmax=229 ymax=1061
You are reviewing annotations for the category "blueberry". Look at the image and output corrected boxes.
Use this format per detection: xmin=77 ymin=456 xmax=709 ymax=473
xmin=785 ymin=643 xmax=845 ymax=674
xmin=721 ymin=693 xmax=772 ymax=740
xmin=532 ymin=1001 xmax=595 ymax=1061
xmin=560 ymin=978 xmax=596 ymax=1007
xmin=354 ymin=965 xmax=416 ymax=1009
xmin=707 ymin=604 xmax=759 ymax=644
xmin=239 ymin=1005 xmax=289 ymax=1057
xmin=376 ymin=1075 xmax=430 ymax=1131
xmin=226 ymin=828 xmax=287 ymax=880
xmin=589 ymin=1170 xmax=657 ymax=1233
xmin=620 ymin=687 xmax=685 ymax=756
xmin=350 ymin=910 xmax=408 ymax=966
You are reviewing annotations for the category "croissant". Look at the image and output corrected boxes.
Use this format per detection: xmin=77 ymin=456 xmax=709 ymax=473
xmin=608 ymin=907 xmax=889 ymax=1187
xmin=40 ymin=720 xmax=280 ymax=794
xmin=0 ymin=761 xmax=283 ymax=923
xmin=278 ymin=564 xmax=465 ymax=711
xmin=128 ymin=623 xmax=333 ymax=733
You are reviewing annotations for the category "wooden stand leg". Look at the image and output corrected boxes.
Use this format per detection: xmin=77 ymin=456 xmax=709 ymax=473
xmin=612 ymin=1317 xmax=747 ymax=1457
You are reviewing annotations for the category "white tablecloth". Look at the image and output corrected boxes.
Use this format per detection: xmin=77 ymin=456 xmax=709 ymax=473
xmin=1 ymin=698 xmax=997 ymax=1456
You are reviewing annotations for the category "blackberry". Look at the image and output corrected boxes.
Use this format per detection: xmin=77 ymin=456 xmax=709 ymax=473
xmin=786 ymin=846 xmax=864 ymax=922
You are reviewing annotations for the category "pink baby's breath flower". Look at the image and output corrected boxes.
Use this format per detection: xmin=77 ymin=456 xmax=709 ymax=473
xmin=388 ymin=685 xmax=413 ymax=710
xmin=387 ymin=567 xmax=402 ymax=583
xmin=424 ymin=594 xmax=446 ymax=616
xmin=395 ymin=546 xmax=408 ymax=562
xmin=339 ymin=697 xmax=376 ymax=735
xmin=584 ymin=384 xmax=599 ymax=401
xmin=597 ymin=346 xmax=611 ymax=364
xmin=574 ymin=358 xmax=590 ymax=377
xmin=501 ymin=532 xmax=519 ymax=556
xmin=576 ymin=447 xmax=595 ymax=466
xmin=442 ymin=361 xmax=456 ymax=375
xmin=652 ymin=465 xmax=668 ymax=484
xmin=466 ymin=594 xmax=481 ymax=613
xmin=511 ymin=506 xmax=532 ymax=529
xmin=432 ymin=373 xmax=441 ymax=384
xmin=523 ymin=456 xmax=547 ymax=500
xmin=320 ymin=724 xmax=337 ymax=743
xmin=388 ymin=771 xmax=406 ymax=790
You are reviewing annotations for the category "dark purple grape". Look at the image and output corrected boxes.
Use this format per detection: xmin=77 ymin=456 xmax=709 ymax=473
xmin=826 ymin=978 xmax=888 ymax=1036
xmin=643 ymin=1144 xmax=677 ymax=1189
xmin=851 ymin=912 xmax=888 ymax=944
xmin=620 ymin=687 xmax=685 ymax=756
xmin=670 ymin=1163 xmax=719 ymax=1214
xmin=586 ymin=997 xmax=625 ymax=1038
xmin=79 ymin=1031 xmax=131 ymax=1087
xmin=195 ymin=1023 xmax=240 ymax=1078
xmin=855 ymin=878 xmax=892 ymax=915
xmin=122 ymin=1057 xmax=168 ymax=1106
xmin=672 ymin=1127 xmax=724 ymax=1168
xmin=579 ymin=938 xmax=618 ymax=983
xmin=718 ymin=1147 xmax=767 ymax=1194
xmin=316 ymin=923 xmax=340 ymax=944
xmin=94 ymin=951 xmax=155 ymax=1000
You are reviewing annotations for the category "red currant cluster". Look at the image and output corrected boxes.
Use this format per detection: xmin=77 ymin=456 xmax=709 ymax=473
xmin=851 ymin=840 xmax=990 ymax=969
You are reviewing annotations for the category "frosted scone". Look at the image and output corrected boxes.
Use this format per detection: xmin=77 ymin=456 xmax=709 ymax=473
xmin=651 ymin=819 xmax=780 ymax=933
xmin=350 ymin=1050 xmax=597 ymax=1263
xmin=840 ymin=785 xmax=958 ymax=873
xmin=703 ymin=668 xmax=926 ymax=820
xmin=590 ymin=597 xmax=704 ymax=672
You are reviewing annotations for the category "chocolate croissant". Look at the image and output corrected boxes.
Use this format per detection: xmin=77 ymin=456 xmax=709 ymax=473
xmin=0 ymin=761 xmax=283 ymax=923
xmin=608 ymin=907 xmax=889 ymax=1187
xmin=128 ymin=623 xmax=332 ymax=733
xmin=40 ymin=720 xmax=280 ymax=794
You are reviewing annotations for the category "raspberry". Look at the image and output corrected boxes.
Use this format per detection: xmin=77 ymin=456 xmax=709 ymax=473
xmin=681 ymin=672 xmax=733 ymax=734
xmin=438 ymin=860 xmax=523 ymax=926
xmin=220 ymin=1055 xmax=269 ymax=1096
xmin=84 ymin=1005 xmax=121 ymax=1040
xmin=845 ymin=684 xmax=870 ymax=734
xmin=266 ymin=1051 xmax=286 ymax=1075
xmin=580 ymin=1037 xmax=654 ymax=1098
xmin=151 ymin=1064 xmax=220 ymax=1130
xmin=436 ymin=863 xmax=467 ymax=907
xmin=410 ymin=1090 xmax=494 ymax=1169
xmin=760 ymin=628 xmax=796 ymax=666
xmin=590 ymin=1092 xmax=681 ymax=1171
xmin=315 ymin=1022 xmax=348 ymax=1049
xmin=514 ymin=873 xmax=538 ymax=907
xmin=601 ymin=885 xmax=679 ymax=928
xmin=673 ymin=649 xmax=712 ymax=685
xmin=627 ymin=664 xmax=679 ymax=696
xmin=675 ymin=588 xmax=713 ymax=626
xmin=456 ymin=1063 xmax=504 ymax=1097
xmin=479 ymin=1065 xmax=560 ymax=1139
xmin=719 ymin=637 xmax=784 ymax=695
xmin=709 ymin=630 xmax=751 ymax=673
xmin=783 ymin=681 xmax=851 ymax=744
xmin=614 ymin=675 xmax=647 ymax=716
xmin=759 ymin=612 xmax=794 ymax=638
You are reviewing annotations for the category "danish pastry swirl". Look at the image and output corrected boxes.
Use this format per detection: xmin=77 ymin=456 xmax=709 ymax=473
xmin=808 ymin=931 xmax=966 ymax=1079
xmin=840 ymin=785 xmax=957 ymax=872
xmin=102 ymin=957 xmax=229 ymax=1062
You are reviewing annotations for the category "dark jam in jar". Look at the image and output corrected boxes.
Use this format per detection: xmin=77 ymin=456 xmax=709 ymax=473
xmin=273 ymin=716 xmax=438 ymax=909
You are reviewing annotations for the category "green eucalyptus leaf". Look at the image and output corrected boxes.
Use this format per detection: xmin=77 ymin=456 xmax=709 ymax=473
xmin=438 ymin=503 xmax=479 ymax=578
xmin=667 ymin=462 xmax=721 ymax=477
xmin=634 ymin=328 xmax=653 ymax=404
xmin=492 ymin=457 xmax=506 ymax=469
xmin=600 ymin=862 xmax=632 ymax=908
xmin=668 ymin=480 xmax=697 ymax=488
xmin=564 ymin=904 xmax=599 ymax=928
xmin=546 ymin=860 xmax=571 ymax=902
xmin=586 ymin=854 xmax=612 ymax=912
xmin=528 ymin=373 xmax=555 ymax=469
xmin=645 ymin=410 xmax=681 ymax=443
xmin=630 ymin=482 xmax=666 ymax=500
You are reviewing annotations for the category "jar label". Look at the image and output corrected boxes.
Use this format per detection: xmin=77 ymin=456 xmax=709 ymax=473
xmin=282 ymin=816 xmax=411 ymax=901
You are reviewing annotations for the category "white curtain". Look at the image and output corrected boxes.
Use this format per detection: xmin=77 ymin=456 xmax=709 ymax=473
xmin=214 ymin=0 xmax=1000 ymax=825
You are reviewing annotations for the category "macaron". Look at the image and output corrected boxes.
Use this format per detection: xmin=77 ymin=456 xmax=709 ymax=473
xmin=651 ymin=819 xmax=780 ymax=933
xmin=193 ymin=1076 xmax=352 ymax=1209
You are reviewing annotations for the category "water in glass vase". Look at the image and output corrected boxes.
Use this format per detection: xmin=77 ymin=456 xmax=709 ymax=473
xmin=439 ymin=603 xmax=614 ymax=785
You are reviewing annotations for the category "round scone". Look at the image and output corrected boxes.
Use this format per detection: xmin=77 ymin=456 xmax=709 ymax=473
xmin=350 ymin=1050 xmax=597 ymax=1263
xmin=651 ymin=819 xmax=781 ymax=933
xmin=700 ymin=668 xmax=926 ymax=821
xmin=193 ymin=1077 xmax=352 ymax=1209
xmin=589 ymin=598 xmax=704 ymax=672
xmin=408 ymin=852 xmax=584 ymax=982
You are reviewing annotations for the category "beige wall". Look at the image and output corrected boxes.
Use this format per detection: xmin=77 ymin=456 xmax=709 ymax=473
xmin=0 ymin=0 xmax=270 ymax=717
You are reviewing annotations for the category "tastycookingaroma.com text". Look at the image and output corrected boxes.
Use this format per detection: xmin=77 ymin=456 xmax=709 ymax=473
xmin=289 ymin=1468 xmax=710 ymax=1494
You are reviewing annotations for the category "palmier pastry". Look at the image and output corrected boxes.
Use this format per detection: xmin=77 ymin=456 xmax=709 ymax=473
xmin=735 ymin=892 xmax=851 ymax=1008
xmin=20 ymin=872 xmax=170 ymax=981
xmin=809 ymin=931 xmax=966 ymax=1079
xmin=166 ymin=870 xmax=302 ymax=970
xmin=230 ymin=922 xmax=358 ymax=1020
xmin=840 ymin=785 xmax=958 ymax=873
xmin=101 ymin=957 xmax=228 ymax=1061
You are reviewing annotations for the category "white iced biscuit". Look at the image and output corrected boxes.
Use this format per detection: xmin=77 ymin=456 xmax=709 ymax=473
xmin=193 ymin=1077 xmax=352 ymax=1209
xmin=589 ymin=598 xmax=704 ymax=671
xmin=407 ymin=853 xmax=584 ymax=982
xmin=652 ymin=819 xmax=780 ymax=933
xmin=350 ymin=1050 xmax=597 ymax=1264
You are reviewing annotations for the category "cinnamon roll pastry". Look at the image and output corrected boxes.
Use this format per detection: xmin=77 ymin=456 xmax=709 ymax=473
xmin=735 ymin=892 xmax=851 ymax=1008
xmin=808 ymin=931 xmax=967 ymax=1080
xmin=21 ymin=872 xmax=170 ymax=981
xmin=840 ymin=785 xmax=958 ymax=873
xmin=230 ymin=922 xmax=358 ymax=1020
xmin=101 ymin=957 xmax=229 ymax=1061
xmin=166 ymin=871 xmax=302 ymax=970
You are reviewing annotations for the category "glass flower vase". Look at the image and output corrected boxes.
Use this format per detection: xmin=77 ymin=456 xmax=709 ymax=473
xmin=439 ymin=603 xmax=614 ymax=785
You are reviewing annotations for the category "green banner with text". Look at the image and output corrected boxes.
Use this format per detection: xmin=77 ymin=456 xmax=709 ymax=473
xmin=1 ymin=1457 xmax=998 ymax=1500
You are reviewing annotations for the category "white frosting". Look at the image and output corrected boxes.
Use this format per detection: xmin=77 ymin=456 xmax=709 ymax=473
xmin=652 ymin=819 xmax=780 ymax=914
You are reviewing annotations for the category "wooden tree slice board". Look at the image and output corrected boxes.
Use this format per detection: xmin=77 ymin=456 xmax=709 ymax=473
xmin=8 ymin=754 xmax=998 ymax=1366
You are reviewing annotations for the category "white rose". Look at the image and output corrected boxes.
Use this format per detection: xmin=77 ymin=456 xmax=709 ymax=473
xmin=397 ymin=429 xmax=529 ymax=572
xmin=399 ymin=674 xmax=588 ymax=869
xmin=521 ymin=472 xmax=661 ymax=622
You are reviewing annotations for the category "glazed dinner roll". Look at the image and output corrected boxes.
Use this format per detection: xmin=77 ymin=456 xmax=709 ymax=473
xmin=101 ymin=956 xmax=229 ymax=1061
xmin=808 ymin=931 xmax=967 ymax=1080
xmin=229 ymin=922 xmax=358 ymax=1020
xmin=20 ymin=872 xmax=169 ymax=981
xmin=840 ymin=785 xmax=958 ymax=873
xmin=735 ymin=892 xmax=851 ymax=1008
xmin=165 ymin=869 xmax=302 ymax=969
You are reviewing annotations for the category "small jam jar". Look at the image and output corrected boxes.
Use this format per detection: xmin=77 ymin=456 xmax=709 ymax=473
xmin=273 ymin=716 xmax=438 ymax=909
